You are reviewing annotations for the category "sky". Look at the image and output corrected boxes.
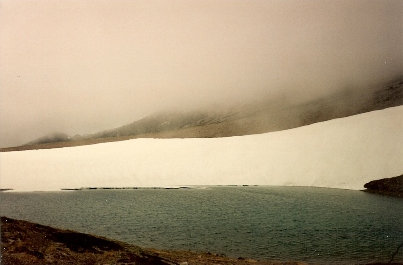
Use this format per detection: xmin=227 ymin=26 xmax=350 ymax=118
xmin=0 ymin=0 xmax=402 ymax=147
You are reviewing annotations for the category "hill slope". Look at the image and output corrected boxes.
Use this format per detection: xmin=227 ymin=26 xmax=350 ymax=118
xmin=2 ymin=79 xmax=402 ymax=152
xmin=92 ymin=79 xmax=403 ymax=140
xmin=1 ymin=106 xmax=402 ymax=191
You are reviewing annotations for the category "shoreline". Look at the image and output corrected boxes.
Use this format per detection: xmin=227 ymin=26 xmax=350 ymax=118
xmin=2 ymin=216 xmax=401 ymax=265
xmin=363 ymin=175 xmax=403 ymax=198
xmin=0 ymin=185 xmax=365 ymax=193
xmin=1 ymin=216 xmax=306 ymax=265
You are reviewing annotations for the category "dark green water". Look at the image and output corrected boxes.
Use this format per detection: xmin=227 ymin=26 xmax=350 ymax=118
xmin=1 ymin=186 xmax=402 ymax=264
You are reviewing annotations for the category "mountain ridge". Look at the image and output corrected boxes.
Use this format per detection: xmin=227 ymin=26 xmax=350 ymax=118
xmin=2 ymin=105 xmax=402 ymax=191
xmin=1 ymin=78 xmax=402 ymax=152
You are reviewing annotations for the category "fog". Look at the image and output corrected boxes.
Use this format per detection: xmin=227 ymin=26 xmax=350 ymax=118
xmin=2 ymin=106 xmax=402 ymax=191
xmin=0 ymin=0 xmax=402 ymax=147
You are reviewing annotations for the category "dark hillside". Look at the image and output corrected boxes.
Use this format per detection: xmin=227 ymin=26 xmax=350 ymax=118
xmin=363 ymin=174 xmax=403 ymax=198
xmin=2 ymin=79 xmax=402 ymax=152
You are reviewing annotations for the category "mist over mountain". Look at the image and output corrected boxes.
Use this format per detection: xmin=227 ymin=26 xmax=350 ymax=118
xmin=2 ymin=105 xmax=402 ymax=191
xmin=1 ymin=0 xmax=402 ymax=149
xmin=6 ymin=78 xmax=401 ymax=151
xmin=26 ymin=132 xmax=71 ymax=146
xmin=88 ymin=79 xmax=403 ymax=139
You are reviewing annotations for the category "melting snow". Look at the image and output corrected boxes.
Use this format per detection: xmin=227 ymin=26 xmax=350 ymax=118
xmin=1 ymin=106 xmax=402 ymax=191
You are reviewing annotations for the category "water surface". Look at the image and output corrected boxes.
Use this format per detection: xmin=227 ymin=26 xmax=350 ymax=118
xmin=1 ymin=186 xmax=402 ymax=264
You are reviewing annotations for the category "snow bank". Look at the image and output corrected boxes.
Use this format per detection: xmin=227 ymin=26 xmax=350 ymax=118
xmin=1 ymin=106 xmax=402 ymax=191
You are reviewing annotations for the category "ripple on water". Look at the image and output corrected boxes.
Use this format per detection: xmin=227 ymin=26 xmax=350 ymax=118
xmin=1 ymin=186 xmax=402 ymax=265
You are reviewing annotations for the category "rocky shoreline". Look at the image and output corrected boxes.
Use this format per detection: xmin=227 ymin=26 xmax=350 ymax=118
xmin=1 ymin=217 xmax=306 ymax=265
xmin=2 ymin=216 xmax=402 ymax=265
xmin=363 ymin=174 xmax=403 ymax=198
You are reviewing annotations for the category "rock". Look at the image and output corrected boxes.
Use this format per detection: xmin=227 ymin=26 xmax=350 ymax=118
xmin=363 ymin=174 xmax=403 ymax=197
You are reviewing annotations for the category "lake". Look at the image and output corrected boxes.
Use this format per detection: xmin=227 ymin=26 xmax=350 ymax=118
xmin=1 ymin=186 xmax=402 ymax=264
